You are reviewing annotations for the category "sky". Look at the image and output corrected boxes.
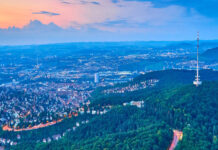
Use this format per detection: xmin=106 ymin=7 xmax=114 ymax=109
xmin=0 ymin=0 xmax=218 ymax=45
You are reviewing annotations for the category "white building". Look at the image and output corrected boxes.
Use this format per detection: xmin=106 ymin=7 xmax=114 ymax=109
xmin=94 ymin=73 xmax=100 ymax=83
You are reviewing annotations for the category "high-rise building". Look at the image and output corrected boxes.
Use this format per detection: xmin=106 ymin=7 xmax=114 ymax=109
xmin=193 ymin=32 xmax=202 ymax=87
xmin=94 ymin=73 xmax=99 ymax=83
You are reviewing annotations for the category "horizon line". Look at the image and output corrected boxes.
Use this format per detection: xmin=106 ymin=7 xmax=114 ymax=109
xmin=1 ymin=39 xmax=218 ymax=47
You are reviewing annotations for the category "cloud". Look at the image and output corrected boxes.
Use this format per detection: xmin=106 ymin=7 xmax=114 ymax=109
xmin=73 ymin=0 xmax=185 ymax=26
xmin=0 ymin=20 xmax=121 ymax=45
xmin=119 ymin=0 xmax=218 ymax=18
xmin=59 ymin=0 xmax=100 ymax=5
xmin=15 ymin=0 xmax=213 ymax=29
xmin=32 ymin=11 xmax=60 ymax=16
xmin=60 ymin=0 xmax=72 ymax=4
xmin=89 ymin=1 xmax=100 ymax=5
xmin=0 ymin=0 xmax=217 ymax=44
xmin=0 ymin=19 xmax=218 ymax=46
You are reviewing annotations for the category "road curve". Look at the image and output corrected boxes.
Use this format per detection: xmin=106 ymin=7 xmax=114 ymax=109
xmin=2 ymin=119 xmax=63 ymax=132
xmin=168 ymin=130 xmax=183 ymax=150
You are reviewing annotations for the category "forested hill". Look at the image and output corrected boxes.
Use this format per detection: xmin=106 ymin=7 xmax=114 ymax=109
xmin=91 ymin=69 xmax=218 ymax=101
xmin=91 ymin=69 xmax=218 ymax=110
xmin=11 ymin=81 xmax=218 ymax=150
xmin=133 ymin=69 xmax=218 ymax=88
xmin=202 ymin=47 xmax=218 ymax=60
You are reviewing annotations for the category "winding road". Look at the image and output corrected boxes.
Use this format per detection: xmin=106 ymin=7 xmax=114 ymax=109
xmin=168 ymin=130 xmax=183 ymax=150
xmin=2 ymin=119 xmax=63 ymax=132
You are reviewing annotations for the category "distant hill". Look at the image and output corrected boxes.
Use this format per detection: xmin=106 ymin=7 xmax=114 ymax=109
xmin=202 ymin=47 xmax=218 ymax=61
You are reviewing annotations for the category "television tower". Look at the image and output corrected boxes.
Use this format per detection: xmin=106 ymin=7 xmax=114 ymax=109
xmin=193 ymin=32 xmax=202 ymax=87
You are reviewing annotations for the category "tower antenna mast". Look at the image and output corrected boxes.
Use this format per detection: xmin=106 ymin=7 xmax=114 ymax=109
xmin=193 ymin=32 xmax=202 ymax=87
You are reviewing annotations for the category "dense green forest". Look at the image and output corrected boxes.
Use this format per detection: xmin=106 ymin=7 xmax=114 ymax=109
xmin=2 ymin=70 xmax=218 ymax=150
xmin=11 ymin=106 xmax=172 ymax=150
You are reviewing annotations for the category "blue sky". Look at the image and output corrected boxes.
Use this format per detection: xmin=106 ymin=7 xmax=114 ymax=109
xmin=0 ymin=0 xmax=217 ymax=45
